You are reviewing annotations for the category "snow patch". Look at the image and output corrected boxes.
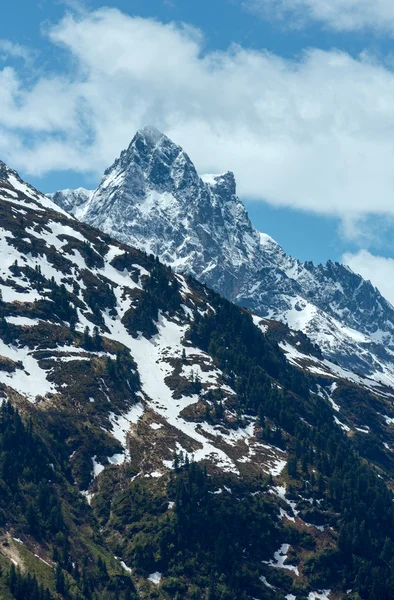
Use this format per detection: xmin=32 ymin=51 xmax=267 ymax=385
xmin=263 ymin=543 xmax=299 ymax=576
xmin=148 ymin=572 xmax=162 ymax=585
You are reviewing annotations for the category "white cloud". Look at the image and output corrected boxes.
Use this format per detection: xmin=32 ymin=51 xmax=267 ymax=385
xmin=343 ymin=250 xmax=394 ymax=305
xmin=0 ymin=40 xmax=33 ymax=63
xmin=244 ymin=0 xmax=394 ymax=34
xmin=59 ymin=0 xmax=87 ymax=12
xmin=1 ymin=8 xmax=394 ymax=232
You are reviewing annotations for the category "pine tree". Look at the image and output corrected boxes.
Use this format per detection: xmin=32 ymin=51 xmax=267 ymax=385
xmin=55 ymin=564 xmax=65 ymax=594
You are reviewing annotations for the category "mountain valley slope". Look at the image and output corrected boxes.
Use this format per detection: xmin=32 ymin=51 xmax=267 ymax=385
xmin=0 ymin=160 xmax=393 ymax=599
xmin=50 ymin=127 xmax=394 ymax=388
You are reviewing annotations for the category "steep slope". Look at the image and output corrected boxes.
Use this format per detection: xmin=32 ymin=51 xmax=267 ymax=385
xmin=2 ymin=160 xmax=394 ymax=599
xmin=76 ymin=126 xmax=262 ymax=297
xmin=51 ymin=127 xmax=394 ymax=388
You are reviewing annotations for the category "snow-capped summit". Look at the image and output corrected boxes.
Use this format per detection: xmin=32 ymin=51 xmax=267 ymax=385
xmin=49 ymin=129 xmax=394 ymax=385
xmin=105 ymin=125 xmax=201 ymax=195
xmin=138 ymin=124 xmax=164 ymax=145
xmin=60 ymin=127 xmax=262 ymax=290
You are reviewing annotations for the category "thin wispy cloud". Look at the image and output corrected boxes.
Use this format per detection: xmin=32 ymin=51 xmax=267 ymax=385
xmin=0 ymin=40 xmax=34 ymax=63
xmin=57 ymin=0 xmax=88 ymax=14
xmin=243 ymin=0 xmax=394 ymax=34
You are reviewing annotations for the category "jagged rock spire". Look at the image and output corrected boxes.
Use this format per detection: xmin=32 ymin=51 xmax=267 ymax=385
xmin=49 ymin=128 xmax=394 ymax=382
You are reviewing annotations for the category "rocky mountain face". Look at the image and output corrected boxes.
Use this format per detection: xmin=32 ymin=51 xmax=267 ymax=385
xmin=2 ymin=159 xmax=394 ymax=599
xmin=76 ymin=126 xmax=261 ymax=296
xmin=51 ymin=127 xmax=394 ymax=386
xmin=48 ymin=187 xmax=93 ymax=216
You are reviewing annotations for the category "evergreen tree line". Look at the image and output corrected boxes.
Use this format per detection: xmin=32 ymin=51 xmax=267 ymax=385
xmin=112 ymin=460 xmax=281 ymax=600
xmin=189 ymin=293 xmax=394 ymax=599
xmin=122 ymin=262 xmax=182 ymax=337
xmin=7 ymin=563 xmax=53 ymax=600
xmin=0 ymin=401 xmax=65 ymax=538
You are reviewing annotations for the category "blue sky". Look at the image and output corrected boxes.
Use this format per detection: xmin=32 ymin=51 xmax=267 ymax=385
xmin=2 ymin=0 xmax=394 ymax=296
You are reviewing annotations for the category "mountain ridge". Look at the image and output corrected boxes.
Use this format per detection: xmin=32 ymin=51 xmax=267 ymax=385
xmin=1 ymin=155 xmax=394 ymax=599
xmin=49 ymin=127 xmax=394 ymax=387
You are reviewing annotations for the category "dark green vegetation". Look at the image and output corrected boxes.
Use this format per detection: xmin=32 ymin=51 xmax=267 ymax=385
xmin=189 ymin=292 xmax=394 ymax=599
xmin=2 ymin=274 xmax=394 ymax=599
xmin=0 ymin=401 xmax=136 ymax=600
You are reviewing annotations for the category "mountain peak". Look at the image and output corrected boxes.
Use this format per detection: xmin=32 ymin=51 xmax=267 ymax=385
xmin=136 ymin=125 xmax=165 ymax=145
xmin=106 ymin=127 xmax=198 ymax=195
xmin=49 ymin=131 xmax=394 ymax=385
xmin=0 ymin=159 xmax=15 ymax=180
xmin=57 ymin=127 xmax=260 ymax=289
xmin=118 ymin=126 xmax=184 ymax=172
xmin=127 ymin=125 xmax=173 ymax=157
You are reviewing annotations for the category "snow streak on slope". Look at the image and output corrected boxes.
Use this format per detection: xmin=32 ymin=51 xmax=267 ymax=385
xmin=1 ymin=161 xmax=69 ymax=217
xmin=5 ymin=157 xmax=394 ymax=600
xmin=0 ymin=161 xmax=290 ymax=482
xmin=103 ymin=309 xmax=239 ymax=473
xmin=49 ymin=127 xmax=394 ymax=387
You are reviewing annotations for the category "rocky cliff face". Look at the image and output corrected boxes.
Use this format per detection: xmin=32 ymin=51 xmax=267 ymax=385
xmin=48 ymin=187 xmax=93 ymax=215
xmin=50 ymin=127 xmax=394 ymax=385
xmin=76 ymin=127 xmax=262 ymax=301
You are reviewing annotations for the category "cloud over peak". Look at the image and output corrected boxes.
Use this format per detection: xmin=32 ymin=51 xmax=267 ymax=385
xmin=1 ymin=8 xmax=394 ymax=231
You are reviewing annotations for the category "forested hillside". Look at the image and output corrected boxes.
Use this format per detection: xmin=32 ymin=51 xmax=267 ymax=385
xmin=0 ymin=161 xmax=394 ymax=599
